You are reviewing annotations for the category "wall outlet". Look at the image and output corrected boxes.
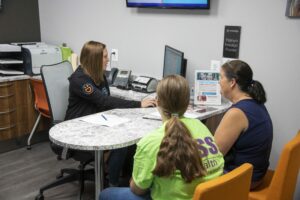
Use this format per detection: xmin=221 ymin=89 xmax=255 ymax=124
xmin=210 ymin=60 xmax=221 ymax=71
xmin=111 ymin=49 xmax=118 ymax=61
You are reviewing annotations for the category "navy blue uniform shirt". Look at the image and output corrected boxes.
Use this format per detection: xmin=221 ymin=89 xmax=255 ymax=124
xmin=65 ymin=67 xmax=141 ymax=120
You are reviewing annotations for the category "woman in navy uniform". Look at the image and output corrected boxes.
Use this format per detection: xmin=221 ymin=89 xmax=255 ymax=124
xmin=65 ymin=41 xmax=156 ymax=187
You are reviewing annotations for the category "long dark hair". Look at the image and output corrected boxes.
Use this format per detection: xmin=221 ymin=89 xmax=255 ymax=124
xmin=80 ymin=41 xmax=106 ymax=85
xmin=152 ymin=75 xmax=206 ymax=183
xmin=222 ymin=60 xmax=267 ymax=104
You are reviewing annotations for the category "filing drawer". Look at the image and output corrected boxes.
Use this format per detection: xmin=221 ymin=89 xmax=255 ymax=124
xmin=0 ymin=82 xmax=16 ymax=111
xmin=0 ymin=81 xmax=15 ymax=95
xmin=0 ymin=109 xmax=16 ymax=127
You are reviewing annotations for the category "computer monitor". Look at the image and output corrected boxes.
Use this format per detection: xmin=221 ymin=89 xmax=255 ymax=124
xmin=163 ymin=45 xmax=187 ymax=78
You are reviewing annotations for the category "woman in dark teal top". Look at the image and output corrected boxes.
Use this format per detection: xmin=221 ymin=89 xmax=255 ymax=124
xmin=214 ymin=60 xmax=273 ymax=190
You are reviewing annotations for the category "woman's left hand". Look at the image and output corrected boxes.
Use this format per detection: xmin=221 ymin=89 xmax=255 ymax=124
xmin=141 ymin=98 xmax=157 ymax=108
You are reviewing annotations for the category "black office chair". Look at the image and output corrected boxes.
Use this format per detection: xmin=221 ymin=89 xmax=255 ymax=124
xmin=35 ymin=61 xmax=94 ymax=200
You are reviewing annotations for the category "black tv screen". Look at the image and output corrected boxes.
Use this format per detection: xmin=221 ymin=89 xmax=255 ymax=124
xmin=126 ymin=0 xmax=210 ymax=9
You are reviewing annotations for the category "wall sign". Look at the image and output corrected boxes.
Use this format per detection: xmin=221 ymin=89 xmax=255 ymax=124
xmin=223 ymin=26 xmax=241 ymax=59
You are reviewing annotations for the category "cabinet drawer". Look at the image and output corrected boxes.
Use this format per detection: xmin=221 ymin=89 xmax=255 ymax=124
xmin=0 ymin=124 xmax=17 ymax=141
xmin=0 ymin=80 xmax=16 ymax=111
xmin=0 ymin=81 xmax=15 ymax=95
xmin=0 ymin=109 xmax=16 ymax=127
xmin=0 ymin=93 xmax=16 ymax=111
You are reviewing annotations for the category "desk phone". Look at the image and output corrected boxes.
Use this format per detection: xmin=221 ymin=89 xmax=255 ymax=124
xmin=112 ymin=69 xmax=131 ymax=89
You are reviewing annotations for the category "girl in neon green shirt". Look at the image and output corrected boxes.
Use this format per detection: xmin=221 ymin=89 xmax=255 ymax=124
xmin=100 ymin=75 xmax=224 ymax=200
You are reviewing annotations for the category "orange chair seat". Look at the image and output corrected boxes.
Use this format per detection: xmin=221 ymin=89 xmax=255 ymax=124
xmin=249 ymin=170 xmax=274 ymax=200
xmin=193 ymin=163 xmax=253 ymax=200
xmin=248 ymin=131 xmax=300 ymax=200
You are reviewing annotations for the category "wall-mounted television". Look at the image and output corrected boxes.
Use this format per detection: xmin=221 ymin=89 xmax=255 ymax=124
xmin=163 ymin=45 xmax=187 ymax=78
xmin=126 ymin=0 xmax=210 ymax=9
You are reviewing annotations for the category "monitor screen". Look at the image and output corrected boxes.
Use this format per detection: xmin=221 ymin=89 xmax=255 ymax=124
xmin=126 ymin=0 xmax=210 ymax=9
xmin=163 ymin=45 xmax=186 ymax=78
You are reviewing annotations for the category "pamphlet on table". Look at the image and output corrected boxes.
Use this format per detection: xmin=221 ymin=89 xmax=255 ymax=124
xmin=194 ymin=70 xmax=221 ymax=105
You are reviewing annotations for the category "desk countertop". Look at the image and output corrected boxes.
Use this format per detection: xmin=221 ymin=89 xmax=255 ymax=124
xmin=109 ymin=86 xmax=156 ymax=101
xmin=0 ymin=75 xmax=31 ymax=83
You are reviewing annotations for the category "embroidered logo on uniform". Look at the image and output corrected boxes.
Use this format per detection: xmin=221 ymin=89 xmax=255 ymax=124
xmin=82 ymin=83 xmax=94 ymax=95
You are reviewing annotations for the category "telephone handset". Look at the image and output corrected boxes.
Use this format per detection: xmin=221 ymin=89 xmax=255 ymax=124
xmin=112 ymin=69 xmax=132 ymax=89
xmin=106 ymin=68 xmax=119 ymax=85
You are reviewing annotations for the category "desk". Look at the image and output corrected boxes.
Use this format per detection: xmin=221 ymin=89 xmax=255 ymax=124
xmin=50 ymin=108 xmax=161 ymax=200
xmin=109 ymin=86 xmax=155 ymax=101
xmin=49 ymin=100 xmax=230 ymax=199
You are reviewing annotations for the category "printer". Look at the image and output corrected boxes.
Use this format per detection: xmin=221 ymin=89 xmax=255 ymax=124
xmin=21 ymin=43 xmax=62 ymax=75
xmin=131 ymin=76 xmax=158 ymax=93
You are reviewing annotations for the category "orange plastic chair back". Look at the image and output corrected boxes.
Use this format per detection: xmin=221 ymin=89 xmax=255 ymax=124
xmin=30 ymin=79 xmax=50 ymax=118
xmin=249 ymin=130 xmax=300 ymax=200
xmin=193 ymin=163 xmax=253 ymax=200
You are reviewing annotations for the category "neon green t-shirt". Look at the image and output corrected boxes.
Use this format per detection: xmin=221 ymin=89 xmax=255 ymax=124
xmin=132 ymin=117 xmax=224 ymax=200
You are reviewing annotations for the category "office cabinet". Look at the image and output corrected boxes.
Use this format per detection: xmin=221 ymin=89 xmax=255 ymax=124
xmin=0 ymin=81 xmax=16 ymax=140
xmin=0 ymin=79 xmax=49 ymax=141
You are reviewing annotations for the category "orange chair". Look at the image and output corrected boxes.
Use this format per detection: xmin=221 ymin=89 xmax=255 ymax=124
xmin=193 ymin=163 xmax=253 ymax=200
xmin=27 ymin=78 xmax=51 ymax=149
xmin=249 ymin=130 xmax=300 ymax=200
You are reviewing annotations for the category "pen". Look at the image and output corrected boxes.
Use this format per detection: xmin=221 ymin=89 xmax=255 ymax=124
xmin=101 ymin=114 xmax=107 ymax=121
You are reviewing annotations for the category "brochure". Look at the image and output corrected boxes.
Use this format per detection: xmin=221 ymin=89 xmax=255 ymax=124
xmin=194 ymin=70 xmax=221 ymax=105
xmin=142 ymin=106 xmax=218 ymax=121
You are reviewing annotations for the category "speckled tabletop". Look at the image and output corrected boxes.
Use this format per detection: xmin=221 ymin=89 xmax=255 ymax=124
xmin=49 ymin=108 xmax=162 ymax=151
xmin=49 ymin=102 xmax=231 ymax=151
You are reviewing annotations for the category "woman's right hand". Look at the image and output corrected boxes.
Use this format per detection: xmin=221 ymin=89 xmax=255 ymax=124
xmin=141 ymin=98 xmax=157 ymax=108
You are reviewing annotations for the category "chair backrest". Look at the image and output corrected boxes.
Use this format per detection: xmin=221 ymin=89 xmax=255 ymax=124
xmin=41 ymin=61 xmax=73 ymax=124
xmin=193 ymin=163 xmax=253 ymax=200
xmin=266 ymin=130 xmax=300 ymax=200
xmin=30 ymin=78 xmax=51 ymax=118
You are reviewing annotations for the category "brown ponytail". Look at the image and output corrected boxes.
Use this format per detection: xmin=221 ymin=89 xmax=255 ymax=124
xmin=152 ymin=75 xmax=206 ymax=183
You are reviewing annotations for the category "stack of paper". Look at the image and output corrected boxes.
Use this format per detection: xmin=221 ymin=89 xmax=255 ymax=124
xmin=80 ymin=114 xmax=130 ymax=127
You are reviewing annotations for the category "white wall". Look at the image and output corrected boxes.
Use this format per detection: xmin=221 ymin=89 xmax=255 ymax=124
xmin=39 ymin=0 xmax=300 ymax=198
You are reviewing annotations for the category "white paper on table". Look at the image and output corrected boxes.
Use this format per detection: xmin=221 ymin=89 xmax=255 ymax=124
xmin=142 ymin=111 xmax=161 ymax=121
xmin=80 ymin=113 xmax=130 ymax=127
xmin=143 ymin=110 xmax=201 ymax=120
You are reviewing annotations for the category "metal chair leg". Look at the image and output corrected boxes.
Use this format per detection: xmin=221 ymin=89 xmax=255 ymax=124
xmin=27 ymin=113 xmax=41 ymax=150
